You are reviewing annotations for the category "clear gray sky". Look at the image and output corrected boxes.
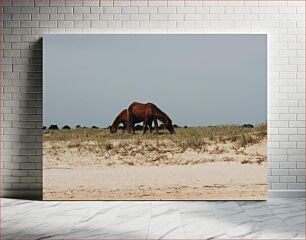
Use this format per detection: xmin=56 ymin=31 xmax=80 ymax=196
xmin=43 ymin=34 xmax=267 ymax=128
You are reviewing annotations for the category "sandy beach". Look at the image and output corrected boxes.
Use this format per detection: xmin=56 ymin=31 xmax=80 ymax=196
xmin=43 ymin=126 xmax=267 ymax=200
xmin=44 ymin=163 xmax=266 ymax=200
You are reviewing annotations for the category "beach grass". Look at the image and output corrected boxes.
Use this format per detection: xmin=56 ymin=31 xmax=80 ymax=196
xmin=44 ymin=123 xmax=267 ymax=153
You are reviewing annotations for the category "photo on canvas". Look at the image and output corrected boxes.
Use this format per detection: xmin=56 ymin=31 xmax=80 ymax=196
xmin=43 ymin=34 xmax=267 ymax=200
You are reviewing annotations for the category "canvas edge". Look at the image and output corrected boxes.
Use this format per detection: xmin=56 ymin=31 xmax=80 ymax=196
xmin=1 ymin=190 xmax=304 ymax=200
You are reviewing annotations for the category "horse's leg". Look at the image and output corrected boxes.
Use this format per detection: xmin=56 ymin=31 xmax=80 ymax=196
xmin=122 ymin=122 xmax=126 ymax=134
xmin=148 ymin=120 xmax=154 ymax=133
xmin=132 ymin=123 xmax=136 ymax=134
xmin=127 ymin=111 xmax=133 ymax=133
xmin=143 ymin=117 xmax=149 ymax=134
xmin=154 ymin=117 xmax=158 ymax=134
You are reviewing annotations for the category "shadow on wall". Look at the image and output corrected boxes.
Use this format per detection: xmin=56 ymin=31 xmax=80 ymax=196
xmin=17 ymin=38 xmax=43 ymax=200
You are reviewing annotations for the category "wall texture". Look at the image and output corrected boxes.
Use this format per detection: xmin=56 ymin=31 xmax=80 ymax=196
xmin=1 ymin=0 xmax=305 ymax=198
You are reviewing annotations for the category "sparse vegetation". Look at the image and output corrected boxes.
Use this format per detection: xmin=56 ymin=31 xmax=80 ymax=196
xmin=44 ymin=123 xmax=266 ymax=147
xmin=44 ymin=123 xmax=267 ymax=163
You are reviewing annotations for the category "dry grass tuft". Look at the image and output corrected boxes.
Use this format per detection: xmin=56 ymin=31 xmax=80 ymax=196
xmin=44 ymin=123 xmax=267 ymax=156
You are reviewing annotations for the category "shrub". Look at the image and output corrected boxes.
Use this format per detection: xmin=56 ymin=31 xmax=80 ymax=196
xmin=49 ymin=124 xmax=59 ymax=130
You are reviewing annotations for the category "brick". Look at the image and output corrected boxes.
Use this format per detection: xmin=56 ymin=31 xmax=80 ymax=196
xmin=12 ymin=28 xmax=31 ymax=35
xmin=297 ymin=176 xmax=305 ymax=183
xmin=39 ymin=6 xmax=57 ymax=13
xmin=280 ymin=176 xmax=296 ymax=183
xmin=279 ymin=114 xmax=296 ymax=121
xmin=139 ymin=7 xmax=157 ymax=13
xmin=21 ymin=7 xmax=39 ymax=14
xmin=287 ymin=148 xmax=305 ymax=155
xmin=131 ymin=0 xmax=147 ymax=7
xmin=195 ymin=7 xmax=209 ymax=14
xmin=31 ymin=28 xmax=49 ymax=35
xmin=121 ymin=20 xmax=139 ymax=28
xmin=4 ymin=176 xmax=20 ymax=183
xmin=177 ymin=21 xmax=194 ymax=28
xmin=210 ymin=21 xmax=234 ymax=28
xmin=167 ymin=0 xmax=184 ymax=7
xmin=268 ymin=176 xmax=279 ymax=183
xmin=12 ymin=43 xmax=30 ymax=50
xmin=12 ymin=170 xmax=28 ymax=177
xmin=289 ymin=121 xmax=304 ymax=128
xmin=288 ymin=183 xmax=305 ymax=189
xmin=297 ymin=162 xmax=305 ymax=168
xmin=103 ymin=6 xmax=121 ymax=14
xmin=12 ymin=13 xmax=31 ymax=20
xmin=114 ymin=0 xmax=130 ymax=6
xmin=74 ymin=7 xmax=90 ymax=13
xmin=279 ymin=128 xmax=297 ymax=135
xmin=150 ymin=14 xmax=167 ymax=21
xmin=35 ymin=0 xmax=49 ymax=6
xmin=49 ymin=0 xmax=65 ymax=6
xmin=83 ymin=13 xmax=99 ymax=20
xmin=20 ymin=21 xmax=39 ymax=28
xmin=3 ymin=21 xmax=20 ymax=28
xmin=185 ymin=0 xmax=202 ymax=7
xmin=130 ymin=13 xmax=149 ymax=21
xmin=289 ymin=169 xmax=305 ymax=176
xmin=20 ymin=176 xmax=37 ymax=183
xmin=251 ymin=7 xmax=279 ymax=14
xmin=219 ymin=14 xmax=244 ymax=20
xmin=57 ymin=6 xmax=73 ymax=14
xmin=4 ymin=50 xmax=20 ymax=57
xmin=121 ymin=7 xmax=138 ymax=14
xmin=158 ymin=21 xmax=176 ymax=28
xmin=272 ymin=183 xmax=287 ymax=189
xmin=90 ymin=21 xmax=107 ymax=28
xmin=288 ymin=155 xmax=305 ymax=162
xmin=12 ymin=0 xmax=34 ymax=7
xmin=65 ymin=14 xmax=83 ymax=20
xmin=113 ymin=14 xmax=129 ymax=21
xmin=3 ymin=6 xmax=21 ymax=13
xmin=83 ymin=0 xmax=99 ymax=6
xmin=73 ymin=21 xmax=90 ymax=28
xmin=177 ymin=7 xmax=195 ymax=14
xmin=280 ymin=162 xmax=296 ymax=169
xmin=139 ymin=20 xmax=157 ymax=28
xmin=148 ymin=0 xmax=167 ymax=7
xmin=50 ymin=14 xmax=65 ymax=20
xmin=158 ymin=7 xmax=176 ymax=14
xmin=269 ymin=148 xmax=287 ymax=155
xmin=279 ymin=142 xmax=296 ymax=149
xmin=268 ymin=162 xmax=279 ymax=169
xmin=65 ymin=0 xmax=82 ymax=6
xmin=185 ymin=14 xmax=202 ymax=21
xmin=39 ymin=21 xmax=57 ymax=28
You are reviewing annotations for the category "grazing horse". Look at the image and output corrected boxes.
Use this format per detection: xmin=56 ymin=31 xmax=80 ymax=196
xmin=110 ymin=109 xmax=153 ymax=133
xmin=127 ymin=102 xmax=174 ymax=134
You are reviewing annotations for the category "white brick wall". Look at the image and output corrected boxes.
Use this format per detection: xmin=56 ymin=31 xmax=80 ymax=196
xmin=1 ymin=0 xmax=305 ymax=198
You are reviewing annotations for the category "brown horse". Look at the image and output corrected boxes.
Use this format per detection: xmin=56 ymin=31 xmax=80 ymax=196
xmin=110 ymin=109 xmax=153 ymax=133
xmin=127 ymin=102 xmax=174 ymax=134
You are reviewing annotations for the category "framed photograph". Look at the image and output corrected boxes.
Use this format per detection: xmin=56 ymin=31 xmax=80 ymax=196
xmin=43 ymin=34 xmax=267 ymax=200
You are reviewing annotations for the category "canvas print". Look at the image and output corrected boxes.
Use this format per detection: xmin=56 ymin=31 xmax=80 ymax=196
xmin=43 ymin=34 xmax=267 ymax=200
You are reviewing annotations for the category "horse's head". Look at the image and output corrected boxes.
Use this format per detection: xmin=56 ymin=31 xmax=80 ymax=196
xmin=165 ymin=119 xmax=175 ymax=134
xmin=109 ymin=125 xmax=117 ymax=134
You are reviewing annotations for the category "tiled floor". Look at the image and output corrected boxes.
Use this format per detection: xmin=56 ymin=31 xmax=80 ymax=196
xmin=1 ymin=198 xmax=305 ymax=239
